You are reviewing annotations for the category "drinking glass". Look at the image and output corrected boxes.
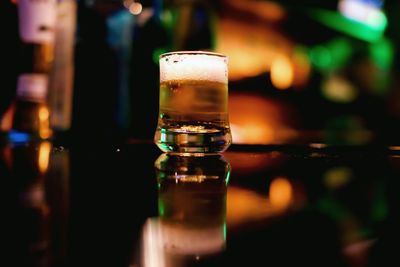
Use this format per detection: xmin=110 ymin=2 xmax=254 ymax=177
xmin=154 ymin=51 xmax=232 ymax=154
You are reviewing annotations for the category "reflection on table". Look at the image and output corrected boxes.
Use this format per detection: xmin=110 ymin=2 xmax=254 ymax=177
xmin=4 ymin=140 xmax=69 ymax=267
xmin=140 ymin=153 xmax=230 ymax=267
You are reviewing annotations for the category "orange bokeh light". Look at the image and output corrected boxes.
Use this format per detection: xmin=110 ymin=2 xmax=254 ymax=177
xmin=271 ymin=55 xmax=294 ymax=90
xmin=269 ymin=176 xmax=293 ymax=210
xmin=38 ymin=141 xmax=51 ymax=174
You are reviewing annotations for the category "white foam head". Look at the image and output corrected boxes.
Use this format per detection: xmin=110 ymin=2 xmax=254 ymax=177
xmin=160 ymin=51 xmax=228 ymax=83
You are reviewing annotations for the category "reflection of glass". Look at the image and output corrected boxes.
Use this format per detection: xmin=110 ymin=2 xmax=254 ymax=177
xmin=6 ymin=141 xmax=70 ymax=266
xmin=141 ymin=153 xmax=231 ymax=267
xmin=154 ymin=51 xmax=232 ymax=154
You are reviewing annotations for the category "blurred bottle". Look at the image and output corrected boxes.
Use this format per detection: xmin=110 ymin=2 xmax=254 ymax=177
xmin=48 ymin=0 xmax=77 ymax=133
xmin=141 ymin=154 xmax=230 ymax=267
xmin=9 ymin=0 xmax=58 ymax=141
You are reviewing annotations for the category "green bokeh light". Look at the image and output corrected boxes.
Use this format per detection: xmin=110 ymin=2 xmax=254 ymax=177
xmin=369 ymin=37 xmax=394 ymax=70
xmin=306 ymin=8 xmax=387 ymax=43
xmin=310 ymin=45 xmax=332 ymax=69
xmin=158 ymin=199 xmax=165 ymax=216
xmin=308 ymin=37 xmax=353 ymax=72
xmin=152 ymin=47 xmax=169 ymax=64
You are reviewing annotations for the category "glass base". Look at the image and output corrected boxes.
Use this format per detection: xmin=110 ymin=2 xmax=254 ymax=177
xmin=154 ymin=127 xmax=232 ymax=154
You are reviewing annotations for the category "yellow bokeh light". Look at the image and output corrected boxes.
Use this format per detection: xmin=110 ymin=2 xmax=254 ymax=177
xmin=38 ymin=106 xmax=49 ymax=121
xmin=270 ymin=55 xmax=294 ymax=90
xmin=38 ymin=106 xmax=52 ymax=139
xmin=38 ymin=141 xmax=51 ymax=174
xmin=322 ymin=74 xmax=358 ymax=103
xmin=269 ymin=176 xmax=293 ymax=210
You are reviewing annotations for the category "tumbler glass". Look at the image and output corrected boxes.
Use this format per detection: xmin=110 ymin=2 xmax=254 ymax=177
xmin=154 ymin=51 xmax=232 ymax=154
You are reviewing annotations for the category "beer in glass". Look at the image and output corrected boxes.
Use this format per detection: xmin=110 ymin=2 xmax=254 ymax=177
xmin=154 ymin=51 xmax=232 ymax=154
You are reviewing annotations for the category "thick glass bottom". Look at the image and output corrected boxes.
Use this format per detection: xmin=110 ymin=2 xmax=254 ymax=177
xmin=154 ymin=127 xmax=232 ymax=154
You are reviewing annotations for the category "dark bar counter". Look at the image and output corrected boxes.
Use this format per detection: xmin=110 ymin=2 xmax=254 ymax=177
xmin=3 ymin=135 xmax=400 ymax=267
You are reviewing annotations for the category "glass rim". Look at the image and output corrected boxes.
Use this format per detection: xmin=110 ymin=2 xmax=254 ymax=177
xmin=159 ymin=50 xmax=227 ymax=59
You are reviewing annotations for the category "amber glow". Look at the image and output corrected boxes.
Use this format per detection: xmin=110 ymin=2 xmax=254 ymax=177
xmin=227 ymin=181 xmax=296 ymax=228
xmin=215 ymin=1 xmax=312 ymax=84
xmin=269 ymin=177 xmax=293 ymax=210
xmin=38 ymin=106 xmax=52 ymax=139
xmin=38 ymin=141 xmax=51 ymax=174
xmin=229 ymin=93 xmax=297 ymax=144
xmin=227 ymin=186 xmax=274 ymax=227
xmin=215 ymin=17 xmax=291 ymax=81
xmin=230 ymin=122 xmax=274 ymax=144
xmin=271 ymin=55 xmax=294 ymax=89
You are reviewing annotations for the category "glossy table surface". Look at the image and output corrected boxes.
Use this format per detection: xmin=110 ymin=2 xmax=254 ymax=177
xmin=4 ymin=136 xmax=400 ymax=267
